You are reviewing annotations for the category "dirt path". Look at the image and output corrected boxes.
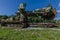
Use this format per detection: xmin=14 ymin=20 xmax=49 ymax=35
xmin=14 ymin=27 xmax=60 ymax=31
xmin=1 ymin=27 xmax=60 ymax=30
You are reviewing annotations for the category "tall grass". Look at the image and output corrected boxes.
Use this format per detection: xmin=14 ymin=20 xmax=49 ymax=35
xmin=0 ymin=27 xmax=60 ymax=40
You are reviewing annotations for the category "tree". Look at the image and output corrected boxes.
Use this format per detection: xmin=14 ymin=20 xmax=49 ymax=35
xmin=1 ymin=15 xmax=8 ymax=19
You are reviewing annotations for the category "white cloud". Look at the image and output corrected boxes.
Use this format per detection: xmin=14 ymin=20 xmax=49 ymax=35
xmin=59 ymin=3 xmax=60 ymax=7
xmin=57 ymin=10 xmax=60 ymax=12
xmin=57 ymin=3 xmax=60 ymax=12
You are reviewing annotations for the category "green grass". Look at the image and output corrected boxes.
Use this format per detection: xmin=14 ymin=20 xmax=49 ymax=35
xmin=0 ymin=27 xmax=60 ymax=40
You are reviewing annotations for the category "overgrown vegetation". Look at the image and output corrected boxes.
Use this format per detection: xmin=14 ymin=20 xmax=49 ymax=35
xmin=0 ymin=27 xmax=60 ymax=40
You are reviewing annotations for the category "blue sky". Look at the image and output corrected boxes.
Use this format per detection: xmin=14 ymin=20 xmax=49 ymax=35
xmin=0 ymin=0 xmax=60 ymax=20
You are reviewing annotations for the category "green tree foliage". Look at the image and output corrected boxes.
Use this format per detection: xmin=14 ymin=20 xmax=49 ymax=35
xmin=28 ymin=16 xmax=44 ymax=23
xmin=0 ymin=15 xmax=8 ymax=19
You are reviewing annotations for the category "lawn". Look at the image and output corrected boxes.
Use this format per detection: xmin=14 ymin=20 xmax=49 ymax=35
xmin=0 ymin=27 xmax=60 ymax=40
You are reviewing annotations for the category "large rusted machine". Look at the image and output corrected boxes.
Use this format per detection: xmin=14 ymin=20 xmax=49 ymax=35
xmin=0 ymin=3 xmax=57 ymax=28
